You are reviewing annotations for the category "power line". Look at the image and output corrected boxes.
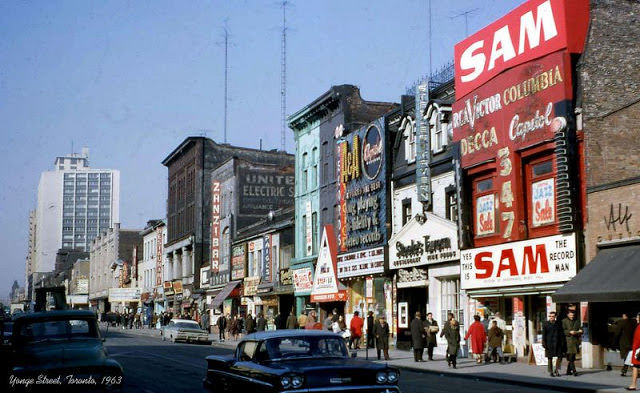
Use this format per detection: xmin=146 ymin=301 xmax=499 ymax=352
xmin=451 ymin=8 xmax=479 ymax=37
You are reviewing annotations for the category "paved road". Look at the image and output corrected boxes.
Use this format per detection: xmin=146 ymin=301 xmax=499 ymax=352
xmin=104 ymin=328 xmax=562 ymax=393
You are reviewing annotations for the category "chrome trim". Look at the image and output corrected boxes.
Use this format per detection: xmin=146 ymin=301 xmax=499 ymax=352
xmin=207 ymin=369 xmax=274 ymax=388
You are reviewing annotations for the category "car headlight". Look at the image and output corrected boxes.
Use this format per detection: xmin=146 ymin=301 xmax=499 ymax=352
xmin=291 ymin=375 xmax=304 ymax=388
xmin=387 ymin=370 xmax=399 ymax=383
xmin=376 ymin=371 xmax=387 ymax=384
xmin=281 ymin=376 xmax=291 ymax=389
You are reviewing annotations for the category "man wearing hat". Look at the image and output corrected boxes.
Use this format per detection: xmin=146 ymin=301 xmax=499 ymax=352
xmin=373 ymin=314 xmax=391 ymax=360
xmin=366 ymin=311 xmax=375 ymax=349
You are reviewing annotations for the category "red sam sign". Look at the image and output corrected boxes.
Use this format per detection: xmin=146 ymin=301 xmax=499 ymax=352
xmin=454 ymin=0 xmax=589 ymax=99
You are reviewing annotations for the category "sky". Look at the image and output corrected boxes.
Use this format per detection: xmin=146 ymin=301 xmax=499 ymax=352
xmin=0 ymin=0 xmax=525 ymax=301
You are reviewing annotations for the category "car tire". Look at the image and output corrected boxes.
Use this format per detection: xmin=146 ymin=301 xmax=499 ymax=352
xmin=170 ymin=335 xmax=176 ymax=343
xmin=161 ymin=334 xmax=165 ymax=341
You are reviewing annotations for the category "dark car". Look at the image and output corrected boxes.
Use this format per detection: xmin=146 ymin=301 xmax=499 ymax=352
xmin=9 ymin=310 xmax=123 ymax=390
xmin=203 ymin=329 xmax=400 ymax=393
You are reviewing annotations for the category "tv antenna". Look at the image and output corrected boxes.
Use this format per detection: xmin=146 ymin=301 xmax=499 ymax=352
xmin=451 ymin=8 xmax=479 ymax=37
xmin=280 ymin=1 xmax=288 ymax=153
xmin=223 ymin=20 xmax=230 ymax=144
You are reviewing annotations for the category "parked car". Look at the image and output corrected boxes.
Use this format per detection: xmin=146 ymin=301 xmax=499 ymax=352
xmin=161 ymin=319 xmax=210 ymax=344
xmin=2 ymin=320 xmax=12 ymax=346
xmin=10 ymin=310 xmax=123 ymax=390
xmin=203 ymin=329 xmax=401 ymax=393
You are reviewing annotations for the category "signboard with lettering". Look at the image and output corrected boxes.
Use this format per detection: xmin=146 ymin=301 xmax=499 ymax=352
xmin=454 ymin=0 xmax=589 ymax=99
xmin=231 ymin=244 xmax=246 ymax=280
xmin=460 ymin=233 xmax=576 ymax=289
xmin=532 ymin=178 xmax=555 ymax=227
xmin=279 ymin=268 xmax=293 ymax=286
xmin=338 ymin=117 xmax=388 ymax=264
xmin=311 ymin=225 xmax=346 ymax=302
xmin=155 ymin=225 xmax=164 ymax=287
xmin=109 ymin=287 xmax=142 ymax=303
xmin=476 ymin=194 xmax=496 ymax=236
xmin=389 ymin=213 xmax=459 ymax=270
xmin=238 ymin=166 xmax=294 ymax=215
xmin=292 ymin=266 xmax=313 ymax=295
xmin=305 ymin=201 xmax=313 ymax=256
xmin=211 ymin=180 xmax=221 ymax=272
xmin=163 ymin=281 xmax=174 ymax=296
xmin=244 ymin=276 xmax=260 ymax=296
xmin=337 ymin=247 xmax=384 ymax=279
xmin=262 ymin=234 xmax=272 ymax=282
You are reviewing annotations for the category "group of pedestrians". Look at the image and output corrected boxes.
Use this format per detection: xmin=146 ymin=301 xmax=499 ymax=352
xmin=542 ymin=309 xmax=583 ymax=377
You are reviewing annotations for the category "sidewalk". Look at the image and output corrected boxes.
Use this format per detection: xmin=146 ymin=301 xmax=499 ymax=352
xmin=114 ymin=325 xmax=633 ymax=393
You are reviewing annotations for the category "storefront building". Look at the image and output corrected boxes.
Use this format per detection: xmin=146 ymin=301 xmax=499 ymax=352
xmin=288 ymin=85 xmax=395 ymax=318
xmin=452 ymin=0 xmax=589 ymax=360
xmin=553 ymin=0 xmax=640 ymax=368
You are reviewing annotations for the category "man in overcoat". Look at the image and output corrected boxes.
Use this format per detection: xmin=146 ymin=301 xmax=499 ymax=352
xmin=616 ymin=312 xmax=637 ymax=377
xmin=373 ymin=315 xmax=390 ymax=360
xmin=410 ymin=311 xmax=425 ymax=362
xmin=562 ymin=309 xmax=583 ymax=376
xmin=424 ymin=312 xmax=439 ymax=361
xmin=542 ymin=311 xmax=565 ymax=376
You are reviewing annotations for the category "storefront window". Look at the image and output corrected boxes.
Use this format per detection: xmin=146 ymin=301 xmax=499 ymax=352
xmin=526 ymin=156 xmax=556 ymax=237
xmin=440 ymin=278 xmax=463 ymax=327
xmin=473 ymin=176 xmax=497 ymax=238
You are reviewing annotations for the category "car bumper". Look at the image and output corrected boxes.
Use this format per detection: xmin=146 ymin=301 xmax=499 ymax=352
xmin=176 ymin=334 xmax=210 ymax=343
xmin=203 ymin=378 xmax=399 ymax=393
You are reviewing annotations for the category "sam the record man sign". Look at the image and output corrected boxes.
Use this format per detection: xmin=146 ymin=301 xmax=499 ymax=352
xmin=461 ymin=233 xmax=576 ymax=290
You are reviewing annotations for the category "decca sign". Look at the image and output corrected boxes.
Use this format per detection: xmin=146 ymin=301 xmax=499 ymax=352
xmin=460 ymin=233 xmax=576 ymax=290
xmin=454 ymin=0 xmax=589 ymax=99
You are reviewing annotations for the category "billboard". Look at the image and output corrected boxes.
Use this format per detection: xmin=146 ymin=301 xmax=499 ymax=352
xmin=454 ymin=0 xmax=589 ymax=99
xmin=231 ymin=244 xmax=246 ymax=280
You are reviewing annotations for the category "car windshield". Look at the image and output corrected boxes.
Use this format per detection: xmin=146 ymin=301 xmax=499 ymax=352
xmin=175 ymin=322 xmax=200 ymax=329
xmin=259 ymin=336 xmax=348 ymax=361
xmin=18 ymin=318 xmax=99 ymax=343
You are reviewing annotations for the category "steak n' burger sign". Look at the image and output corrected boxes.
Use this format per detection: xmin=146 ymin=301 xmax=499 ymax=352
xmin=454 ymin=0 xmax=589 ymax=99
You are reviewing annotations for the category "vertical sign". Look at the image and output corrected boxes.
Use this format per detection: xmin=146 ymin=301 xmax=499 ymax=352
xmin=305 ymin=200 xmax=313 ymax=256
xmin=211 ymin=181 xmax=221 ymax=272
xmin=132 ymin=246 xmax=138 ymax=284
xmin=476 ymin=194 xmax=495 ymax=236
xmin=337 ymin=135 xmax=348 ymax=252
xmin=262 ymin=234 xmax=272 ymax=283
xmin=155 ymin=226 xmax=163 ymax=286
xmin=415 ymin=83 xmax=432 ymax=207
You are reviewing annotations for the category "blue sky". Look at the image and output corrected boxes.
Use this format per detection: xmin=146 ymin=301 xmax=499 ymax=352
xmin=0 ymin=0 xmax=524 ymax=300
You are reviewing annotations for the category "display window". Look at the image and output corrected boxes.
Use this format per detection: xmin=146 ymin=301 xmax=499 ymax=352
xmin=525 ymin=154 xmax=557 ymax=238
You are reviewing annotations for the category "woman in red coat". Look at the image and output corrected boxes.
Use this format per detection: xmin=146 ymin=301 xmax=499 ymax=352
xmin=465 ymin=314 xmax=487 ymax=364
xmin=626 ymin=312 xmax=640 ymax=391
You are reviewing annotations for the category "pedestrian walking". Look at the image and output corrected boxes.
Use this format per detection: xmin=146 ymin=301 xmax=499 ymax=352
xmin=200 ymin=310 xmax=209 ymax=333
xmin=465 ymin=315 xmax=487 ymax=364
xmin=305 ymin=311 xmax=319 ymax=330
xmin=441 ymin=313 xmax=461 ymax=369
xmin=323 ymin=313 xmax=334 ymax=331
xmin=625 ymin=312 xmax=640 ymax=391
xmin=487 ymin=320 xmax=506 ymax=364
xmin=617 ymin=312 xmax=638 ymax=377
xmin=286 ymin=311 xmax=298 ymax=329
xmin=274 ymin=312 xmax=283 ymax=330
xmin=410 ymin=311 xmax=425 ymax=362
xmin=424 ymin=312 xmax=439 ymax=361
xmin=216 ymin=314 xmax=227 ymax=341
xmin=245 ymin=313 xmax=256 ymax=334
xmin=542 ymin=311 xmax=565 ymax=376
xmin=256 ymin=313 xmax=266 ymax=332
xmin=366 ymin=311 xmax=375 ymax=349
xmin=350 ymin=311 xmax=364 ymax=349
xmin=297 ymin=311 xmax=308 ymax=330
xmin=373 ymin=315 xmax=390 ymax=360
xmin=229 ymin=315 xmax=240 ymax=340
xmin=562 ymin=309 xmax=583 ymax=376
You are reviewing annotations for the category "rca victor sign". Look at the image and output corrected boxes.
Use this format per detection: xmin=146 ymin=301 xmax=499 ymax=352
xmin=460 ymin=233 xmax=576 ymax=290
xmin=454 ymin=0 xmax=589 ymax=99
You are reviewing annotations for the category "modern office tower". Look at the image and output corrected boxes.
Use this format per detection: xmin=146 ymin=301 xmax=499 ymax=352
xmin=33 ymin=148 xmax=120 ymax=275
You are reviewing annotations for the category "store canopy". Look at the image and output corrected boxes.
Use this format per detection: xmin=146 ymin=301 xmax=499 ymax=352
xmin=553 ymin=244 xmax=640 ymax=303
xmin=210 ymin=280 xmax=241 ymax=309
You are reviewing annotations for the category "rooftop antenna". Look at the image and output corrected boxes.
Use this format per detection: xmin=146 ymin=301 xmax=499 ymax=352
xmin=428 ymin=0 xmax=432 ymax=76
xmin=451 ymin=8 xmax=479 ymax=37
xmin=280 ymin=1 xmax=288 ymax=153
xmin=223 ymin=20 xmax=230 ymax=144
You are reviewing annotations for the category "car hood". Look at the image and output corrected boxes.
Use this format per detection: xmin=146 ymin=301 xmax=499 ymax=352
xmin=16 ymin=339 xmax=109 ymax=367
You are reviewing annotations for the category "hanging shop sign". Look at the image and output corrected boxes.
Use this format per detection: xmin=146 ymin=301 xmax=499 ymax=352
xmin=454 ymin=0 xmax=589 ymax=99
xmin=292 ymin=265 xmax=314 ymax=295
xmin=231 ymin=244 xmax=246 ymax=280
xmin=389 ymin=213 xmax=459 ymax=269
xmin=279 ymin=268 xmax=293 ymax=286
xmin=211 ymin=180 xmax=221 ymax=272
xmin=163 ymin=281 xmax=174 ymax=297
xmin=460 ymin=232 xmax=576 ymax=290
xmin=338 ymin=117 xmax=388 ymax=255
xmin=238 ymin=166 xmax=295 ymax=215
xmin=305 ymin=201 xmax=313 ymax=256
xmin=172 ymin=281 xmax=183 ymax=295
xmin=311 ymin=225 xmax=347 ymax=302
xmin=262 ymin=234 xmax=272 ymax=283
xmin=337 ymin=247 xmax=384 ymax=279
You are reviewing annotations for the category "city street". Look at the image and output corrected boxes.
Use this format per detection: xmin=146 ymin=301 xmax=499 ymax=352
xmin=104 ymin=327 xmax=564 ymax=393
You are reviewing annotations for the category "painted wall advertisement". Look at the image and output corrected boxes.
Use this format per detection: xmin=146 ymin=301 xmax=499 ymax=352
xmin=461 ymin=233 xmax=576 ymax=289
xmin=211 ymin=180 xmax=221 ymax=272
xmin=337 ymin=118 xmax=388 ymax=277
xmin=238 ymin=166 xmax=295 ymax=215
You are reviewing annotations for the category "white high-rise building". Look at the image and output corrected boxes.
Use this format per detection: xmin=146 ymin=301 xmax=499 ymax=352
xmin=33 ymin=148 xmax=120 ymax=274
